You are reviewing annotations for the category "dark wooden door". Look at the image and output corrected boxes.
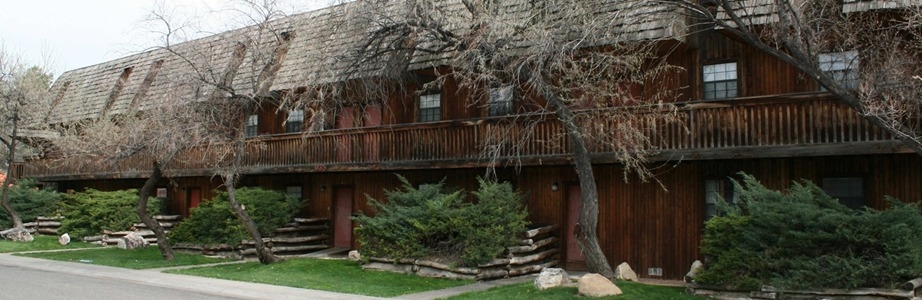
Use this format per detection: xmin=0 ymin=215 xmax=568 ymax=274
xmin=566 ymin=184 xmax=586 ymax=265
xmin=333 ymin=187 xmax=354 ymax=248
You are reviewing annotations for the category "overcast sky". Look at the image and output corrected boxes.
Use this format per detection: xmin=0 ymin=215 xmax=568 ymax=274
xmin=0 ymin=1 xmax=334 ymax=77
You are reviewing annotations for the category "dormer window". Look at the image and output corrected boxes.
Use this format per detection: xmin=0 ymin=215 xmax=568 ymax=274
xmin=286 ymin=110 xmax=304 ymax=133
xmin=419 ymin=93 xmax=441 ymax=122
xmin=818 ymin=50 xmax=859 ymax=90
xmin=245 ymin=114 xmax=259 ymax=137
xmin=703 ymin=62 xmax=738 ymax=100
xmin=488 ymin=85 xmax=514 ymax=116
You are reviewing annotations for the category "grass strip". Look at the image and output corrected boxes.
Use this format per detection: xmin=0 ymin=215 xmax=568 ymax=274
xmin=167 ymin=258 xmax=473 ymax=297
xmin=0 ymin=235 xmax=98 ymax=253
xmin=17 ymin=246 xmax=233 ymax=269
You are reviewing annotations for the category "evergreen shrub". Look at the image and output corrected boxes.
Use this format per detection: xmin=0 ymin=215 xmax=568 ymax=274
xmin=0 ymin=179 xmax=62 ymax=228
xmin=696 ymin=173 xmax=922 ymax=290
xmin=354 ymin=175 xmax=529 ymax=267
xmin=169 ymin=187 xmax=299 ymax=246
xmin=57 ymin=189 xmax=162 ymax=238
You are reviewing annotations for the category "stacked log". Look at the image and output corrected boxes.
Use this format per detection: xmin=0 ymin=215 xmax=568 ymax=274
xmin=363 ymin=224 xmax=559 ymax=280
xmin=22 ymin=216 xmax=63 ymax=235
xmin=87 ymin=215 xmax=181 ymax=246
xmin=239 ymin=217 xmax=331 ymax=257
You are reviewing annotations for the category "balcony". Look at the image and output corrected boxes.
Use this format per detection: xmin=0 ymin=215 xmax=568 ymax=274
xmin=16 ymin=93 xmax=908 ymax=180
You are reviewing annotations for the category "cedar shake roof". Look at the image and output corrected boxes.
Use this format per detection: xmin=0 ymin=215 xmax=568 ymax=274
xmin=43 ymin=1 xmax=685 ymax=124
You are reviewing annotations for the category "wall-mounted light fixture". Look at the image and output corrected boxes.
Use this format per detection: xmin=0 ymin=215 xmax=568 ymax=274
xmin=320 ymin=185 xmax=327 ymax=192
xmin=551 ymin=182 xmax=559 ymax=191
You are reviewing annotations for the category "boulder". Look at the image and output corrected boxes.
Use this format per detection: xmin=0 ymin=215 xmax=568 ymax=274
xmin=578 ymin=273 xmax=622 ymax=297
xmin=0 ymin=227 xmax=34 ymax=242
xmin=59 ymin=233 xmax=71 ymax=245
xmin=615 ymin=262 xmax=638 ymax=281
xmin=348 ymin=250 xmax=361 ymax=261
xmin=685 ymin=260 xmax=703 ymax=283
xmin=118 ymin=232 xmax=149 ymax=249
xmin=534 ymin=268 xmax=570 ymax=290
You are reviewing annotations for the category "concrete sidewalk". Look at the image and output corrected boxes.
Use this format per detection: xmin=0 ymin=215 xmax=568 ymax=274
xmin=0 ymin=251 xmax=536 ymax=300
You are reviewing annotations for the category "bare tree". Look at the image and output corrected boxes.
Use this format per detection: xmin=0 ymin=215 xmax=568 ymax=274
xmin=0 ymin=45 xmax=54 ymax=241
xmin=328 ymin=0 xmax=685 ymax=278
xmin=669 ymin=0 xmax=922 ymax=156
xmin=140 ymin=0 xmax=306 ymax=264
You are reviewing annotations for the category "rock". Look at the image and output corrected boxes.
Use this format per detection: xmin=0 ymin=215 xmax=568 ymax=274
xmin=578 ymin=273 xmax=622 ymax=297
xmin=534 ymin=268 xmax=570 ymax=290
xmin=348 ymin=250 xmax=361 ymax=261
xmin=118 ymin=232 xmax=149 ymax=249
xmin=0 ymin=227 xmax=34 ymax=242
xmin=615 ymin=262 xmax=638 ymax=281
xmin=685 ymin=260 xmax=703 ymax=283
xmin=59 ymin=233 xmax=71 ymax=245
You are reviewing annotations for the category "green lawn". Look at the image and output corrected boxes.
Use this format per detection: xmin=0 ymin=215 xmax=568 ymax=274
xmin=167 ymin=258 xmax=473 ymax=297
xmin=17 ymin=246 xmax=234 ymax=269
xmin=447 ymin=281 xmax=710 ymax=300
xmin=0 ymin=235 xmax=99 ymax=253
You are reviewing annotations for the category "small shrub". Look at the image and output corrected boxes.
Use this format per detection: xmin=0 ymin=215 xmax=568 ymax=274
xmin=695 ymin=173 xmax=922 ymax=290
xmin=0 ymin=178 xmax=62 ymax=228
xmin=169 ymin=187 xmax=299 ymax=246
xmin=354 ymin=175 xmax=529 ymax=267
xmin=57 ymin=189 xmax=162 ymax=239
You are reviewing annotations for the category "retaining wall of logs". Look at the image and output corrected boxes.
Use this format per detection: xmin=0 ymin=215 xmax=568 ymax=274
xmin=688 ymin=279 xmax=922 ymax=300
xmin=239 ymin=217 xmax=331 ymax=257
xmin=81 ymin=215 xmax=181 ymax=245
xmin=23 ymin=216 xmax=62 ymax=235
xmin=363 ymin=224 xmax=560 ymax=280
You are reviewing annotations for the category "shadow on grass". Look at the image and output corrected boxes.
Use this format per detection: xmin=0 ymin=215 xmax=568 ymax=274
xmin=0 ymin=235 xmax=99 ymax=253
xmin=446 ymin=281 xmax=711 ymax=300
xmin=16 ymin=246 xmax=234 ymax=269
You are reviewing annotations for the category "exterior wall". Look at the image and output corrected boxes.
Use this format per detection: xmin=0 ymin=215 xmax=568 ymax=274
xmin=51 ymin=153 xmax=922 ymax=280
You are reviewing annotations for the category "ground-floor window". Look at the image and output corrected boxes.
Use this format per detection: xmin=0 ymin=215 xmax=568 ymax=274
xmin=705 ymin=178 xmax=735 ymax=220
xmin=821 ymin=177 xmax=864 ymax=209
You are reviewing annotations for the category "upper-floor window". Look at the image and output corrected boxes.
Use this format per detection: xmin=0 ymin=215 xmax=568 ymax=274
xmin=818 ymin=50 xmax=859 ymax=90
xmin=488 ymin=85 xmax=514 ymax=116
xmin=703 ymin=62 xmax=738 ymax=100
xmin=419 ymin=93 xmax=441 ymax=122
xmin=245 ymin=114 xmax=258 ymax=137
xmin=286 ymin=110 xmax=304 ymax=133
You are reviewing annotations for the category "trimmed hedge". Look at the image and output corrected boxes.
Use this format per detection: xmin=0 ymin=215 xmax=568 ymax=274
xmin=57 ymin=189 xmax=162 ymax=239
xmin=0 ymin=179 xmax=62 ymax=228
xmin=354 ymin=176 xmax=529 ymax=267
xmin=696 ymin=173 xmax=922 ymax=290
xmin=169 ymin=187 xmax=299 ymax=246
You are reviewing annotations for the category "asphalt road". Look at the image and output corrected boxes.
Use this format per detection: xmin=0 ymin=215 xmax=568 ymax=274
xmin=0 ymin=264 xmax=242 ymax=300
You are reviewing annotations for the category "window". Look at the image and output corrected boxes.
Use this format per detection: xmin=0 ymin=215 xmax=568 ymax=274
xmin=245 ymin=114 xmax=258 ymax=137
xmin=822 ymin=177 xmax=864 ymax=209
xmin=285 ymin=186 xmax=302 ymax=200
xmin=818 ymin=50 xmax=859 ymax=90
xmin=488 ymin=85 xmax=514 ymax=116
xmin=705 ymin=179 xmax=735 ymax=220
xmin=703 ymin=62 xmax=738 ymax=99
xmin=419 ymin=93 xmax=441 ymax=122
xmin=286 ymin=110 xmax=304 ymax=133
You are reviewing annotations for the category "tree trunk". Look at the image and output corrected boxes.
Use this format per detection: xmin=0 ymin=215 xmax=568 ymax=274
xmin=525 ymin=68 xmax=616 ymax=279
xmin=137 ymin=161 xmax=174 ymax=260
xmin=1 ymin=109 xmax=23 ymax=229
xmin=222 ymin=173 xmax=282 ymax=264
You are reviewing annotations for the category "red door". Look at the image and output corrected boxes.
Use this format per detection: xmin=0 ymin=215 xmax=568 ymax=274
xmin=333 ymin=187 xmax=354 ymax=248
xmin=566 ymin=184 xmax=586 ymax=265
xmin=188 ymin=188 xmax=201 ymax=208
xmin=335 ymin=107 xmax=355 ymax=162
xmin=362 ymin=105 xmax=381 ymax=161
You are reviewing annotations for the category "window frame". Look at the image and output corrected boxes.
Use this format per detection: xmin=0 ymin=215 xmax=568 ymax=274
xmin=285 ymin=109 xmax=304 ymax=133
xmin=702 ymin=62 xmax=739 ymax=100
xmin=488 ymin=85 xmax=514 ymax=116
xmin=817 ymin=50 xmax=859 ymax=91
xmin=245 ymin=114 xmax=259 ymax=137
xmin=418 ymin=93 xmax=441 ymax=122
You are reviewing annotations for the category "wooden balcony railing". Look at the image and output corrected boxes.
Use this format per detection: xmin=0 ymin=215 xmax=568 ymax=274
xmin=19 ymin=94 xmax=905 ymax=179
